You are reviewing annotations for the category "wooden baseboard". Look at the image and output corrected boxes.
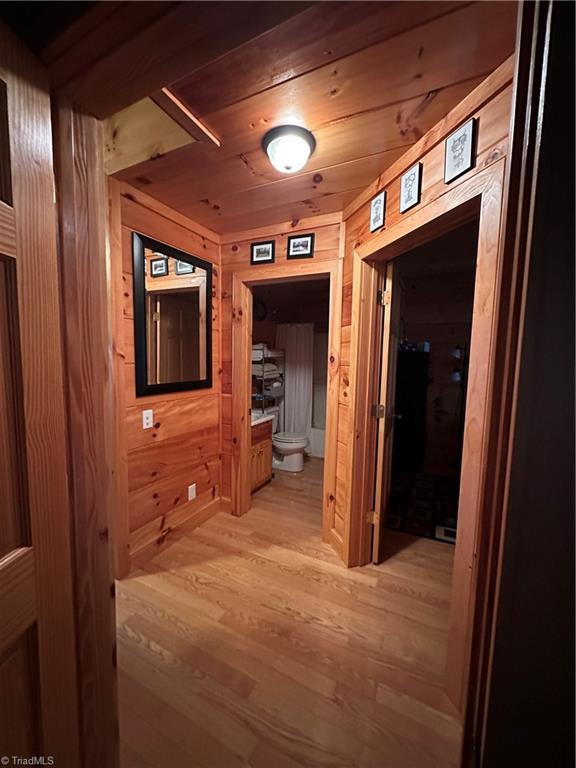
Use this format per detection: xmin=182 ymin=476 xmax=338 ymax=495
xmin=124 ymin=494 xmax=225 ymax=576
xmin=219 ymin=497 xmax=232 ymax=513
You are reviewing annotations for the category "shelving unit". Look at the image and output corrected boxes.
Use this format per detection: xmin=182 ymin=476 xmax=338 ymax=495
xmin=251 ymin=344 xmax=285 ymax=431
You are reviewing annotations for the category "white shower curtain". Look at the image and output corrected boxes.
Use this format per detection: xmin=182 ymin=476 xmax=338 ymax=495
xmin=276 ymin=323 xmax=314 ymax=440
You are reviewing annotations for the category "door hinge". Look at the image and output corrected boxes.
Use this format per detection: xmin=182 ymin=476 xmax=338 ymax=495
xmin=372 ymin=403 xmax=385 ymax=419
xmin=376 ymin=289 xmax=390 ymax=306
xmin=366 ymin=510 xmax=376 ymax=524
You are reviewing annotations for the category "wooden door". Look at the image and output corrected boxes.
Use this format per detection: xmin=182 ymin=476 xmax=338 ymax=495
xmin=371 ymin=263 xmax=401 ymax=563
xmin=0 ymin=22 xmax=81 ymax=764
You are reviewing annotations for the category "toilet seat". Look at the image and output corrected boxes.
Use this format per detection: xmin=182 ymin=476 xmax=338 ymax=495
xmin=273 ymin=432 xmax=307 ymax=443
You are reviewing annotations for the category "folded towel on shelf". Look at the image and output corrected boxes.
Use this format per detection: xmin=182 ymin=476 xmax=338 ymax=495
xmin=251 ymin=343 xmax=268 ymax=361
xmin=251 ymin=343 xmax=283 ymax=361
xmin=252 ymin=363 xmax=278 ymax=375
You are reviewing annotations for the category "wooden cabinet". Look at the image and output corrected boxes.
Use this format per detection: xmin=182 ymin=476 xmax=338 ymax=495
xmin=251 ymin=420 xmax=273 ymax=492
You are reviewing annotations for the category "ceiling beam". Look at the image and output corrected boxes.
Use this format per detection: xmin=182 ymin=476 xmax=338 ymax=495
xmin=150 ymin=88 xmax=221 ymax=147
xmin=103 ymin=98 xmax=195 ymax=176
xmin=44 ymin=1 xmax=314 ymax=118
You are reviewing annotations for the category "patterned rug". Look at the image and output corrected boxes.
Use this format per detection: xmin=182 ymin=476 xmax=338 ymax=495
xmin=385 ymin=472 xmax=459 ymax=543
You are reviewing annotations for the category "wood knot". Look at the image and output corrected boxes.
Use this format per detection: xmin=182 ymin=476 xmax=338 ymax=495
xmin=98 ymin=528 xmax=109 ymax=542
xmin=329 ymin=355 xmax=335 ymax=364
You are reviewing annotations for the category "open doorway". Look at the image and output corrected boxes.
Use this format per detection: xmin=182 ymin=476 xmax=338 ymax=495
xmin=384 ymin=222 xmax=478 ymax=546
xmin=372 ymin=221 xmax=479 ymax=564
xmin=249 ymin=277 xmax=331 ymax=529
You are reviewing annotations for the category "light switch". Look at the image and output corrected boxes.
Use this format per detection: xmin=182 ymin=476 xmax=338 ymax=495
xmin=142 ymin=409 xmax=154 ymax=429
xmin=188 ymin=484 xmax=197 ymax=501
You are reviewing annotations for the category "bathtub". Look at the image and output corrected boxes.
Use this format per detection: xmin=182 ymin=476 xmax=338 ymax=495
xmin=308 ymin=428 xmax=325 ymax=458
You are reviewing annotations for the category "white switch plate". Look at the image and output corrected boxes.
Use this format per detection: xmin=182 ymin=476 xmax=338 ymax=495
xmin=142 ymin=409 xmax=154 ymax=430
xmin=188 ymin=484 xmax=197 ymax=501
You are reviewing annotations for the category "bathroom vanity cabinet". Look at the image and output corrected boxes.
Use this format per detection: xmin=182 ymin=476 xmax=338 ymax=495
xmin=251 ymin=418 xmax=273 ymax=492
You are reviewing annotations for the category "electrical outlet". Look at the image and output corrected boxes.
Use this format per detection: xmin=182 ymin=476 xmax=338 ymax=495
xmin=142 ymin=409 xmax=154 ymax=430
xmin=188 ymin=483 xmax=197 ymax=501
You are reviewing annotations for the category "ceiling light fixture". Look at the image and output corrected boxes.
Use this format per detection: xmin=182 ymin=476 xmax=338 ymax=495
xmin=262 ymin=125 xmax=316 ymax=174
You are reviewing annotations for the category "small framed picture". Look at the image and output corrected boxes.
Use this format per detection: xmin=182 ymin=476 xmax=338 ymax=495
xmin=369 ymin=190 xmax=386 ymax=233
xmin=287 ymin=233 xmax=315 ymax=259
xmin=444 ymin=118 xmax=476 ymax=183
xmin=250 ymin=240 xmax=275 ymax=265
xmin=400 ymin=162 xmax=422 ymax=213
xmin=175 ymin=259 xmax=195 ymax=275
xmin=150 ymin=257 xmax=168 ymax=278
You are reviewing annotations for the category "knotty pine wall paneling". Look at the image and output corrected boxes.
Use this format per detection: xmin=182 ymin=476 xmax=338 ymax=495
xmin=113 ymin=184 xmax=222 ymax=569
xmin=339 ymin=57 xmax=515 ymax=566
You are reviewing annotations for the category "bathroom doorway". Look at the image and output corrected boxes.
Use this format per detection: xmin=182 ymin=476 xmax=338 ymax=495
xmin=250 ymin=278 xmax=330 ymax=525
xmin=230 ymin=259 xmax=343 ymax=553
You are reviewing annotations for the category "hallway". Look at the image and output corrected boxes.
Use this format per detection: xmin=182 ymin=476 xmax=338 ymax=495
xmin=117 ymin=461 xmax=460 ymax=767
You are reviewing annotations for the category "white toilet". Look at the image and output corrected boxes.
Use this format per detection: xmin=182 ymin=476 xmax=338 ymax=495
xmin=272 ymin=432 xmax=309 ymax=473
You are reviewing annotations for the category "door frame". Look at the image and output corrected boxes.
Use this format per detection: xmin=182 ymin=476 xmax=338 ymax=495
xmin=231 ymin=259 xmax=343 ymax=548
xmin=346 ymin=160 xmax=506 ymax=715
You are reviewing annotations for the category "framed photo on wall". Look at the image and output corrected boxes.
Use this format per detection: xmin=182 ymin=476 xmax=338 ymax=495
xmin=399 ymin=162 xmax=422 ymax=213
xmin=149 ymin=257 xmax=168 ymax=278
xmin=287 ymin=233 xmax=315 ymax=259
xmin=444 ymin=118 xmax=476 ymax=183
xmin=369 ymin=190 xmax=386 ymax=232
xmin=175 ymin=259 xmax=195 ymax=275
xmin=250 ymin=240 xmax=275 ymax=265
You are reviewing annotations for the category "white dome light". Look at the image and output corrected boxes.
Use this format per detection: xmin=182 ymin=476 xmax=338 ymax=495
xmin=262 ymin=125 xmax=316 ymax=174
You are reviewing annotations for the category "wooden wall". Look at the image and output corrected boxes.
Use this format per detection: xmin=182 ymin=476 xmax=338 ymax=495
xmin=219 ymin=216 xmax=342 ymax=515
xmin=111 ymin=183 xmax=222 ymax=572
xmin=339 ymin=57 xmax=515 ymax=564
xmin=110 ymin=58 xmax=515 ymax=575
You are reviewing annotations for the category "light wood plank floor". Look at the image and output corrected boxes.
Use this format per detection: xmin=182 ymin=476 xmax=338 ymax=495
xmin=118 ymin=458 xmax=461 ymax=768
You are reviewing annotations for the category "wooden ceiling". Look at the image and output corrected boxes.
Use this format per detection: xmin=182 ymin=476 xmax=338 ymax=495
xmin=113 ymin=1 xmax=517 ymax=233
xmin=8 ymin=1 xmax=517 ymax=235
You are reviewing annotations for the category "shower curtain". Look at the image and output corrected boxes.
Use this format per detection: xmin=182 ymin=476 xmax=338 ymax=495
xmin=275 ymin=323 xmax=314 ymax=440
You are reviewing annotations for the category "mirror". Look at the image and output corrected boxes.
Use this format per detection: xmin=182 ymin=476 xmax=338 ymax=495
xmin=132 ymin=233 xmax=212 ymax=396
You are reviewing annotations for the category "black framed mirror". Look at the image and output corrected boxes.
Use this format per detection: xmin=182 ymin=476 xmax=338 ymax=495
xmin=132 ymin=232 xmax=213 ymax=397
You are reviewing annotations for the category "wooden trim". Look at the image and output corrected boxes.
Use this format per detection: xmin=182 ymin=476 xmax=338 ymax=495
xmin=109 ymin=178 xmax=130 ymax=579
xmin=220 ymin=212 xmax=342 ymax=246
xmin=343 ymin=55 xmax=515 ymax=221
xmin=346 ymin=160 xmax=506 ymax=719
xmin=3 ymin=20 xmax=82 ymax=761
xmin=52 ymin=97 xmax=119 ymax=767
xmin=231 ymin=275 xmax=252 ymax=517
xmin=371 ymin=262 xmax=400 ymax=563
xmin=343 ymin=252 xmax=381 ymax=566
xmin=323 ymin=237 xmax=344 ymax=545
xmin=151 ymin=87 xmax=221 ymax=147
xmin=0 ymin=199 xmax=16 ymax=258
xmin=0 ymin=547 xmax=35 ymax=654
xmin=468 ymin=3 xmax=572 ymax=761
xmin=231 ymin=258 xmax=342 ymax=548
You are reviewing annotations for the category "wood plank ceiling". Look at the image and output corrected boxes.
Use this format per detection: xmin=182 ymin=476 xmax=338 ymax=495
xmin=49 ymin=1 xmax=518 ymax=234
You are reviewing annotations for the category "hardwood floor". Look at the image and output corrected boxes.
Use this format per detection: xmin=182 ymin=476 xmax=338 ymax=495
xmin=117 ymin=458 xmax=461 ymax=767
